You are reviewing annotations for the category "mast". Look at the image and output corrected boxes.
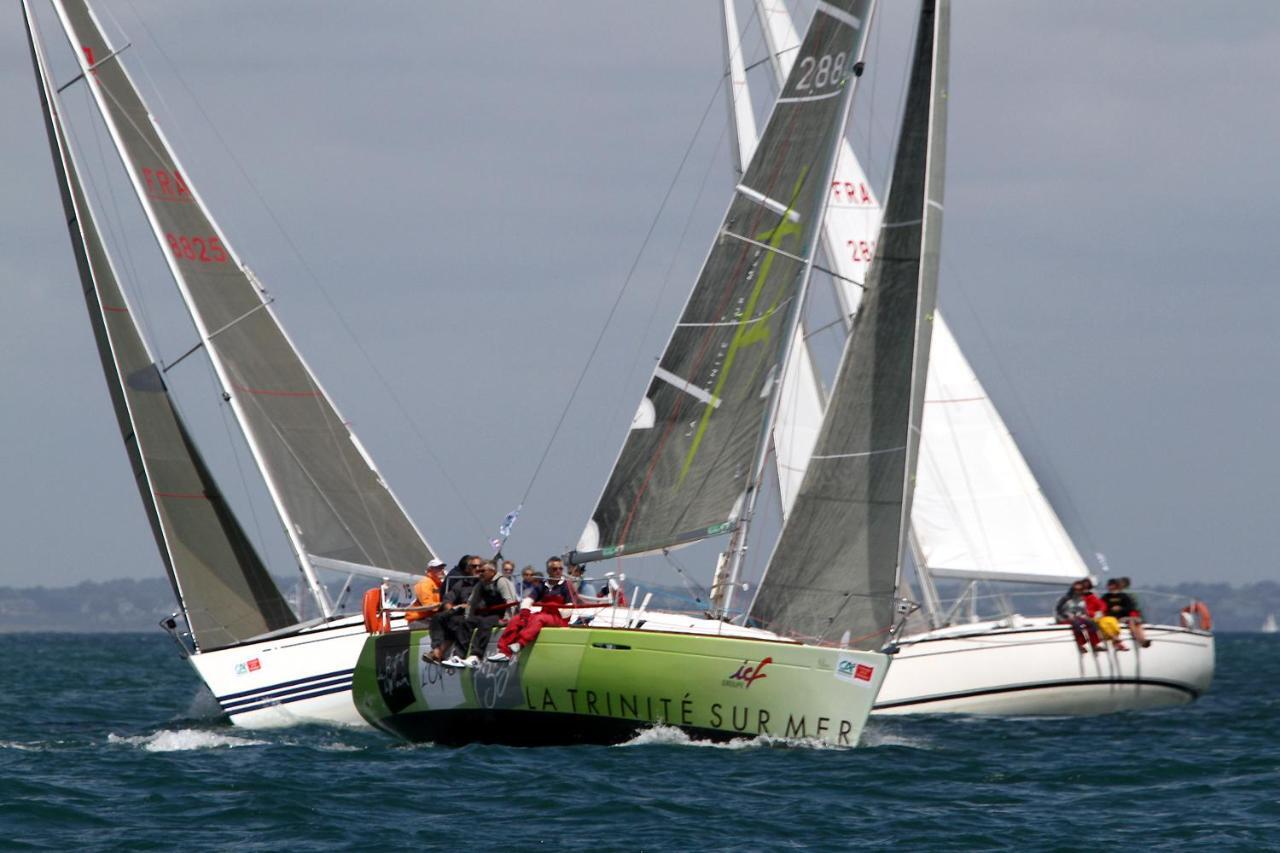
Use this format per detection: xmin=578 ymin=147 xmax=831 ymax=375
xmin=47 ymin=0 xmax=437 ymax=615
xmin=23 ymin=0 xmax=295 ymax=649
xmin=721 ymin=0 xmax=758 ymax=176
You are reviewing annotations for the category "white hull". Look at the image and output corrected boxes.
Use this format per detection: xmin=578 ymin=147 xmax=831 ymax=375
xmin=188 ymin=615 xmax=387 ymax=728
xmin=873 ymin=616 xmax=1214 ymax=716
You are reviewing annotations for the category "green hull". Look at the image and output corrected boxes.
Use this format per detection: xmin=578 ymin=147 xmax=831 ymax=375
xmin=353 ymin=626 xmax=889 ymax=746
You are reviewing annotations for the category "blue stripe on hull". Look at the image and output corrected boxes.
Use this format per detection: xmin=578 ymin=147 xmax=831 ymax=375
xmin=217 ymin=669 xmax=354 ymax=716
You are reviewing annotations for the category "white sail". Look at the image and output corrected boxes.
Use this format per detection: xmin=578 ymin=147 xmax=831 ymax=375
xmin=912 ymin=316 xmax=1088 ymax=583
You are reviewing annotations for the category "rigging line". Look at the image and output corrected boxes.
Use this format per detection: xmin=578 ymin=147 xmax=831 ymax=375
xmin=509 ymin=70 xmax=735 ymax=522
xmin=662 ymin=550 xmax=710 ymax=606
xmin=612 ymin=114 xmax=731 ymax=439
xmin=117 ymin=1 xmax=488 ymax=543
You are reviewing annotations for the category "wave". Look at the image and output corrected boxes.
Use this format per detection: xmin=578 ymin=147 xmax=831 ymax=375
xmin=616 ymin=723 xmax=844 ymax=750
xmin=107 ymin=728 xmax=267 ymax=752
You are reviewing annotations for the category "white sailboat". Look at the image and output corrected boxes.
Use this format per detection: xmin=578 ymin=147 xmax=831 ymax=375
xmin=22 ymin=0 xmax=436 ymax=728
xmin=352 ymin=0 xmax=947 ymax=747
xmin=722 ymin=0 xmax=1213 ymax=714
xmin=1263 ymin=614 xmax=1277 ymax=634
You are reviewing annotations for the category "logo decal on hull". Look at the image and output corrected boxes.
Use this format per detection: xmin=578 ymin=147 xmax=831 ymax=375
xmin=725 ymin=656 xmax=773 ymax=688
xmin=835 ymin=655 xmax=874 ymax=686
xmin=234 ymin=657 xmax=262 ymax=676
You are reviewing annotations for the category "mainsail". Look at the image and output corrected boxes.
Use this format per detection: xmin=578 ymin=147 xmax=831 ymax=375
xmin=750 ymin=0 xmax=949 ymax=647
xmin=722 ymin=0 xmax=884 ymax=518
xmin=576 ymin=0 xmax=875 ymax=562
xmin=24 ymin=1 xmax=295 ymax=650
xmin=48 ymin=0 xmax=436 ymax=611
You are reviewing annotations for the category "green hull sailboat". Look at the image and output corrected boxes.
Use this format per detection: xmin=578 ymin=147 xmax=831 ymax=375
xmin=355 ymin=618 xmax=886 ymax=746
xmin=354 ymin=0 xmax=948 ymax=747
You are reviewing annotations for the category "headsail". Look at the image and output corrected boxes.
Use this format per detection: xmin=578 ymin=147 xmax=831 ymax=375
xmin=23 ymin=1 xmax=295 ymax=650
xmin=575 ymin=1 xmax=875 ymax=563
xmin=750 ymin=0 xmax=949 ymax=647
xmin=912 ymin=316 xmax=1090 ymax=584
xmin=48 ymin=0 xmax=436 ymax=610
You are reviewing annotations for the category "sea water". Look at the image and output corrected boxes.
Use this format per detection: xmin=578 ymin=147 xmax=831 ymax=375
xmin=0 ymin=633 xmax=1275 ymax=850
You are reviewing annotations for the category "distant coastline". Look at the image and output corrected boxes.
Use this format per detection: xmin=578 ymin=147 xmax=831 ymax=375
xmin=1 ymin=576 xmax=1276 ymax=634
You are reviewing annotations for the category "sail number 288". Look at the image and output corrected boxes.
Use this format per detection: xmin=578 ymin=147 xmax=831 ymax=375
xmin=795 ymin=52 xmax=848 ymax=93
xmin=165 ymin=232 xmax=229 ymax=264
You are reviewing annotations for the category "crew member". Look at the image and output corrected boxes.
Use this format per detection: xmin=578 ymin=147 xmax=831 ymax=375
xmin=443 ymin=560 xmax=517 ymax=668
xmin=405 ymin=558 xmax=446 ymax=633
xmin=489 ymin=556 xmax=575 ymax=663
xmin=1103 ymin=577 xmax=1150 ymax=648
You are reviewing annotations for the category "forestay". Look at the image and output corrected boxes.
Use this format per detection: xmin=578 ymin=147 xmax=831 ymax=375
xmin=750 ymin=0 xmax=948 ymax=648
xmin=576 ymin=0 xmax=875 ymax=563
xmin=24 ymin=3 xmax=295 ymax=650
xmin=50 ymin=1 xmax=436 ymax=606
xmin=912 ymin=316 xmax=1090 ymax=584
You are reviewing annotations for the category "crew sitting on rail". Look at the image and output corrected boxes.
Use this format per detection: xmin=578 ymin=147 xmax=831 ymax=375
xmin=488 ymin=556 xmax=577 ymax=663
xmin=428 ymin=556 xmax=482 ymax=663
xmin=1055 ymin=578 xmax=1106 ymax=653
xmin=1102 ymin=576 xmax=1150 ymax=649
xmin=442 ymin=560 xmax=518 ymax=669
xmin=405 ymin=558 xmax=446 ymax=632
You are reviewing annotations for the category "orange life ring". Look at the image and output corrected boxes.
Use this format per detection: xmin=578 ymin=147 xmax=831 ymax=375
xmin=1180 ymin=600 xmax=1212 ymax=631
xmin=363 ymin=587 xmax=389 ymax=634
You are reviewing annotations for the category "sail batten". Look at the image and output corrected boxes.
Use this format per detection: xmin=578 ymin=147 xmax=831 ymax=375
xmin=750 ymin=0 xmax=949 ymax=648
xmin=49 ymin=0 xmax=436 ymax=608
xmin=575 ymin=0 xmax=875 ymax=564
xmin=24 ymin=0 xmax=295 ymax=651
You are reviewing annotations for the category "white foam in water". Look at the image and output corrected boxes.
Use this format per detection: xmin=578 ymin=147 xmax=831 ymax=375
xmin=858 ymin=722 xmax=932 ymax=750
xmin=0 ymin=740 xmax=42 ymax=752
xmin=618 ymin=724 xmax=842 ymax=750
xmin=108 ymin=729 xmax=267 ymax=752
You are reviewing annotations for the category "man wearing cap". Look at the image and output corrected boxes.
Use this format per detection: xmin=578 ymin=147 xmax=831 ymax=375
xmin=406 ymin=559 xmax=446 ymax=659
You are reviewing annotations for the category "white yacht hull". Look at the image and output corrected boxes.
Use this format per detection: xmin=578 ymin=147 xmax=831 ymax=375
xmin=187 ymin=615 xmax=388 ymax=728
xmin=873 ymin=617 xmax=1214 ymax=716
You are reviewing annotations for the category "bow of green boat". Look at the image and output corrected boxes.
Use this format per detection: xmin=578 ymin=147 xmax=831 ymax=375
xmin=352 ymin=618 xmax=889 ymax=747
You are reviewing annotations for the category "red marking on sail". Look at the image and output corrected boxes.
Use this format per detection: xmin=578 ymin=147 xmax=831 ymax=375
xmin=232 ymin=384 xmax=321 ymax=398
xmin=82 ymin=46 xmax=95 ymax=65
xmin=103 ymin=305 xmax=129 ymax=313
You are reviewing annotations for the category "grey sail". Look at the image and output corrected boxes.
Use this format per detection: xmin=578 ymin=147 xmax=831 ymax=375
xmin=24 ymin=2 xmax=295 ymax=650
xmin=749 ymin=0 xmax=948 ymax=647
xmin=50 ymin=0 xmax=436 ymax=594
xmin=575 ymin=0 xmax=874 ymax=562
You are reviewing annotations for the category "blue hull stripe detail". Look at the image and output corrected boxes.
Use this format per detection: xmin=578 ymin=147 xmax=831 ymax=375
xmin=217 ymin=667 xmax=355 ymax=703
xmin=220 ymin=674 xmax=353 ymax=713
xmin=225 ymin=681 xmax=354 ymax=719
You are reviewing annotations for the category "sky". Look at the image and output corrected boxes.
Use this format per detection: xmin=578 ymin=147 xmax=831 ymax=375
xmin=1 ymin=1 xmax=1278 ymax=593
